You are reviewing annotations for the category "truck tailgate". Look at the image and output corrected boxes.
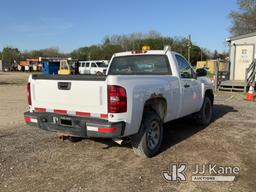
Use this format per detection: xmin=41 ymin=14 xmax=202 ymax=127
xmin=30 ymin=75 xmax=108 ymax=118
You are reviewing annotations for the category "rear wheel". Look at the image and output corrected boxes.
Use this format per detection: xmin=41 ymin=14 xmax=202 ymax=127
xmin=131 ymin=110 xmax=163 ymax=157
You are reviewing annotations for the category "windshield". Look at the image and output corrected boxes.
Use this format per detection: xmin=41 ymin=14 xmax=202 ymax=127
xmin=108 ymin=55 xmax=171 ymax=75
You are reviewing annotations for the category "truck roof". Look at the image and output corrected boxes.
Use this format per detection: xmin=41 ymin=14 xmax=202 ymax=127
xmin=113 ymin=50 xmax=172 ymax=57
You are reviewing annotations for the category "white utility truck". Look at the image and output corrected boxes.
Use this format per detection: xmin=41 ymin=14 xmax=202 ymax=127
xmin=24 ymin=47 xmax=213 ymax=157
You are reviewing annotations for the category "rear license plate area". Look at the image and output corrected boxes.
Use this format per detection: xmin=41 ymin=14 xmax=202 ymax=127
xmin=53 ymin=116 xmax=73 ymax=126
xmin=60 ymin=118 xmax=72 ymax=126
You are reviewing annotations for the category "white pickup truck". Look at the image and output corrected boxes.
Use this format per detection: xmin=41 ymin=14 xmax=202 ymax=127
xmin=24 ymin=48 xmax=213 ymax=157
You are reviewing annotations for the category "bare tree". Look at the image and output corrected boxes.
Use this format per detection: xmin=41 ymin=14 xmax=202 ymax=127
xmin=229 ymin=0 xmax=256 ymax=35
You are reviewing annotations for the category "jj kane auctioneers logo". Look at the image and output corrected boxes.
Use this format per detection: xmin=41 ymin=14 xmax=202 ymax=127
xmin=162 ymin=163 xmax=240 ymax=182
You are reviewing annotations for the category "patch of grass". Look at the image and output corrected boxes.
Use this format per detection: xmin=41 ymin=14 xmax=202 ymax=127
xmin=0 ymin=81 xmax=25 ymax=85
xmin=0 ymin=82 xmax=13 ymax=85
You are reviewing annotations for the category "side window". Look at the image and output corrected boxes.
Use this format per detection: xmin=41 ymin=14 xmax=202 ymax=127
xmin=91 ymin=63 xmax=97 ymax=68
xmin=86 ymin=62 xmax=90 ymax=67
xmin=81 ymin=63 xmax=85 ymax=67
xmin=175 ymin=55 xmax=194 ymax=78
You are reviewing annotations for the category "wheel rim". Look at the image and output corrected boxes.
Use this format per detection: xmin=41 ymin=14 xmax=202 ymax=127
xmin=147 ymin=120 xmax=161 ymax=150
xmin=204 ymin=100 xmax=212 ymax=122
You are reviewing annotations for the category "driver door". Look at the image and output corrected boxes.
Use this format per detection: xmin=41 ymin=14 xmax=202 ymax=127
xmin=175 ymin=54 xmax=201 ymax=117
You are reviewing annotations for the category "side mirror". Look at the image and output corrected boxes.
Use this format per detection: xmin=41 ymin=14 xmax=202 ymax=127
xmin=196 ymin=68 xmax=207 ymax=77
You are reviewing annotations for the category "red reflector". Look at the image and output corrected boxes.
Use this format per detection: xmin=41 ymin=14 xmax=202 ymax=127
xmin=24 ymin=116 xmax=31 ymax=123
xmin=100 ymin=114 xmax=108 ymax=118
xmin=54 ymin=109 xmax=67 ymax=114
xmin=98 ymin=127 xmax=117 ymax=133
xmin=76 ymin=111 xmax=91 ymax=117
xmin=34 ymin=107 xmax=46 ymax=112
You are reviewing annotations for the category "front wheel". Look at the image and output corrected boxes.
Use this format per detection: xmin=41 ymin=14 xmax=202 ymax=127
xmin=131 ymin=110 xmax=163 ymax=157
xmin=194 ymin=96 xmax=213 ymax=125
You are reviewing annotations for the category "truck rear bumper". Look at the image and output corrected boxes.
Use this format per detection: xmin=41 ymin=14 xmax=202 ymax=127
xmin=24 ymin=111 xmax=125 ymax=138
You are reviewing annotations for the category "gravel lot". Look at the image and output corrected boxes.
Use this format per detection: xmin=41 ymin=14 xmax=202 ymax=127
xmin=0 ymin=72 xmax=255 ymax=192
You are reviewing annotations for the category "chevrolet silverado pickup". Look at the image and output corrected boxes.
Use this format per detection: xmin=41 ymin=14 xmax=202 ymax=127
xmin=24 ymin=47 xmax=214 ymax=157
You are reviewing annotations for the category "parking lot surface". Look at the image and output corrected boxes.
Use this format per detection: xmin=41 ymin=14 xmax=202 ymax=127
xmin=0 ymin=72 xmax=255 ymax=192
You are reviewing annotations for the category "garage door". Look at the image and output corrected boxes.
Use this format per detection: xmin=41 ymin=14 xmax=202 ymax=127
xmin=234 ymin=45 xmax=254 ymax=80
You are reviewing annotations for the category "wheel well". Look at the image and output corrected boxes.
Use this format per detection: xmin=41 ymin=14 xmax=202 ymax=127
xmin=205 ymin=89 xmax=214 ymax=106
xmin=144 ymin=97 xmax=167 ymax=121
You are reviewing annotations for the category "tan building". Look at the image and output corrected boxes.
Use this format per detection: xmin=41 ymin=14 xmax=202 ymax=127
xmin=226 ymin=32 xmax=256 ymax=80
xmin=196 ymin=60 xmax=227 ymax=74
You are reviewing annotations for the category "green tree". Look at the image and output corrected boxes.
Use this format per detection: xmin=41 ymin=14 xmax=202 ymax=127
xmin=21 ymin=47 xmax=69 ymax=59
xmin=70 ymin=46 xmax=91 ymax=60
xmin=229 ymin=0 xmax=256 ymax=35
xmin=1 ymin=47 xmax=20 ymax=64
xmin=213 ymin=50 xmax=219 ymax=59
xmin=71 ymin=31 xmax=211 ymax=63
xmin=102 ymin=44 xmax=123 ymax=59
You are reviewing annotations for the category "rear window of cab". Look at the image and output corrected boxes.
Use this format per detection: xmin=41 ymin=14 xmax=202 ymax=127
xmin=108 ymin=55 xmax=172 ymax=75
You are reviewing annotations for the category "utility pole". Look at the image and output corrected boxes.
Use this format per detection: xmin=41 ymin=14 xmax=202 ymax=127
xmin=200 ymin=48 xmax=203 ymax=61
xmin=187 ymin=35 xmax=191 ymax=63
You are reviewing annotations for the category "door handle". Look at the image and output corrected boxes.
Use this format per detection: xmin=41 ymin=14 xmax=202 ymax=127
xmin=58 ymin=82 xmax=71 ymax=90
xmin=184 ymin=84 xmax=190 ymax=88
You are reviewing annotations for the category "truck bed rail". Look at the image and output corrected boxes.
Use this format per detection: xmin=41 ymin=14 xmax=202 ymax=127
xmin=32 ymin=74 xmax=107 ymax=81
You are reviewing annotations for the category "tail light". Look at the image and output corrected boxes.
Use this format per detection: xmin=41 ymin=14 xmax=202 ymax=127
xmin=27 ymin=82 xmax=32 ymax=105
xmin=108 ymin=85 xmax=127 ymax=113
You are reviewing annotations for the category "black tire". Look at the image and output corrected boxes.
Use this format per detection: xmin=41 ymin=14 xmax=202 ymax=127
xmin=68 ymin=136 xmax=83 ymax=142
xmin=96 ymin=71 xmax=103 ymax=76
xmin=194 ymin=96 xmax=213 ymax=125
xmin=131 ymin=110 xmax=163 ymax=157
